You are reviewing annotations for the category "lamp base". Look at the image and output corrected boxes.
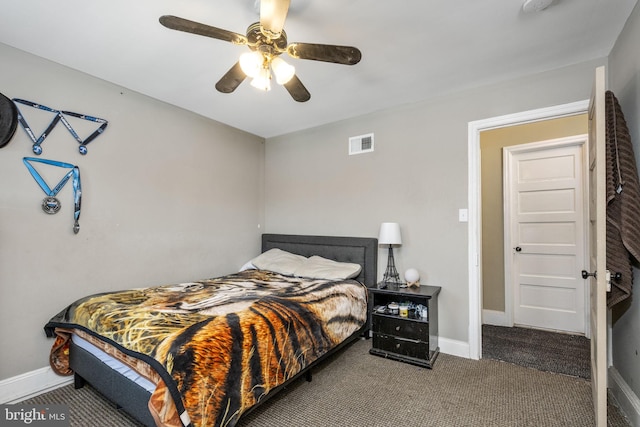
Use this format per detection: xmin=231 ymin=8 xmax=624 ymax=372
xmin=382 ymin=246 xmax=403 ymax=284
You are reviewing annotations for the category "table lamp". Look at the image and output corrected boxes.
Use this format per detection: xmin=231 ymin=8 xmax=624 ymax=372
xmin=379 ymin=222 xmax=402 ymax=284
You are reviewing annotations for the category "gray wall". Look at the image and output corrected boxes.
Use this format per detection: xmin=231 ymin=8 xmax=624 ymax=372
xmin=264 ymin=58 xmax=605 ymax=346
xmin=608 ymin=1 xmax=640 ymax=403
xmin=0 ymin=43 xmax=265 ymax=380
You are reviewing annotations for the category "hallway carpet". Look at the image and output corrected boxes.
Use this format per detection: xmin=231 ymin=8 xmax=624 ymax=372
xmin=482 ymin=324 xmax=590 ymax=379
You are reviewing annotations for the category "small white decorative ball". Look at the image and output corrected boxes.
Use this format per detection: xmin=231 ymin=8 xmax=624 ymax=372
xmin=404 ymin=268 xmax=420 ymax=283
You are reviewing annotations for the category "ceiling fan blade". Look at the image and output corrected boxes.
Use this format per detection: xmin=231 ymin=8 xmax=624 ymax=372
xmin=215 ymin=62 xmax=247 ymax=93
xmin=283 ymin=75 xmax=311 ymax=102
xmin=159 ymin=15 xmax=248 ymax=45
xmin=260 ymin=0 xmax=290 ymax=37
xmin=286 ymin=43 xmax=361 ymax=65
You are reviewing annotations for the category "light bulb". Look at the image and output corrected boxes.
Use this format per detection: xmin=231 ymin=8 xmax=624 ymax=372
xmin=239 ymin=51 xmax=263 ymax=78
xmin=250 ymin=67 xmax=272 ymax=91
xmin=271 ymin=57 xmax=295 ymax=85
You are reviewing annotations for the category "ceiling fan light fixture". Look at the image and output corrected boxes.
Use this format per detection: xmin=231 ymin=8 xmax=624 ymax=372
xmin=159 ymin=0 xmax=358 ymax=102
xmin=239 ymin=51 xmax=263 ymax=78
xmin=250 ymin=67 xmax=272 ymax=91
xmin=271 ymin=57 xmax=295 ymax=85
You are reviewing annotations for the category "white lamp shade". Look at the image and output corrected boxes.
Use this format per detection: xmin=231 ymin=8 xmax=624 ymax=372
xmin=271 ymin=57 xmax=295 ymax=85
xmin=378 ymin=222 xmax=402 ymax=245
xmin=239 ymin=51 xmax=263 ymax=78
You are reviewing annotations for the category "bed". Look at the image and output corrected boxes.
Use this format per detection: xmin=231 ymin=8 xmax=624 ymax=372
xmin=44 ymin=234 xmax=377 ymax=427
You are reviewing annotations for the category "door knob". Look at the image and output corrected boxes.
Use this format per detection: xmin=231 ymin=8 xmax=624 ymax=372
xmin=515 ymin=246 xmax=522 ymax=252
xmin=581 ymin=270 xmax=597 ymax=279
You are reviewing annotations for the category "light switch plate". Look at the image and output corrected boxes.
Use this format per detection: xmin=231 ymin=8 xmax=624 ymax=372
xmin=459 ymin=208 xmax=468 ymax=222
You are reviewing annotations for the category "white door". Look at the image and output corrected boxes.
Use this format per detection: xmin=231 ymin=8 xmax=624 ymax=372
xmin=504 ymin=137 xmax=587 ymax=333
xmin=587 ymin=65 xmax=607 ymax=426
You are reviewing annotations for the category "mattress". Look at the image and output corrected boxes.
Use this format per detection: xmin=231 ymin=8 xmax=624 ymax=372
xmin=71 ymin=333 xmax=156 ymax=393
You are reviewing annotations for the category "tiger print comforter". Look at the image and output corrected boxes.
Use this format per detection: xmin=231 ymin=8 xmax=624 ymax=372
xmin=44 ymin=269 xmax=368 ymax=427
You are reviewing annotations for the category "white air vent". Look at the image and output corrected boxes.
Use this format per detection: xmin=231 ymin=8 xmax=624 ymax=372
xmin=349 ymin=133 xmax=374 ymax=155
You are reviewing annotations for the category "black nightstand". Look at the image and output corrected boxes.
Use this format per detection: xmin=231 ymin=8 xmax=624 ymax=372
xmin=368 ymin=282 xmax=441 ymax=368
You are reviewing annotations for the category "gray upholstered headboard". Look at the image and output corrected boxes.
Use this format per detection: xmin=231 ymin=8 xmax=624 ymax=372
xmin=261 ymin=234 xmax=378 ymax=288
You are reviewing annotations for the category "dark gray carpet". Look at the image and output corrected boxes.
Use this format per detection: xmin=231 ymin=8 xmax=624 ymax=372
xmin=21 ymin=339 xmax=630 ymax=426
xmin=482 ymin=324 xmax=591 ymax=379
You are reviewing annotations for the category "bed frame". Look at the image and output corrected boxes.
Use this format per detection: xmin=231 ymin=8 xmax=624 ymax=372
xmin=70 ymin=234 xmax=378 ymax=427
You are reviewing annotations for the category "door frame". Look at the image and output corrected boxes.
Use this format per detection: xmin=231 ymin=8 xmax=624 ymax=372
xmin=503 ymin=136 xmax=589 ymax=335
xmin=467 ymin=100 xmax=589 ymax=360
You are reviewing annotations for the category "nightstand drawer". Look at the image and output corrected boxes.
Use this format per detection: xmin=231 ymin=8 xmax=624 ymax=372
xmin=372 ymin=315 xmax=428 ymax=341
xmin=372 ymin=333 xmax=430 ymax=360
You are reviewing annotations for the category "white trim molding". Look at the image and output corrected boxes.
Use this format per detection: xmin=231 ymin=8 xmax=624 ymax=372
xmin=438 ymin=337 xmax=470 ymax=359
xmin=482 ymin=309 xmax=508 ymax=327
xmin=609 ymin=366 xmax=640 ymax=425
xmin=0 ymin=366 xmax=72 ymax=404
xmin=467 ymin=100 xmax=589 ymax=360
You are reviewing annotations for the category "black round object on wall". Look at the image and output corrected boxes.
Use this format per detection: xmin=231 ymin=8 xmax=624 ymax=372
xmin=0 ymin=92 xmax=18 ymax=148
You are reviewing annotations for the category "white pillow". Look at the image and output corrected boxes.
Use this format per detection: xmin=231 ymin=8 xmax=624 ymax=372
xmin=238 ymin=260 xmax=256 ymax=272
xmin=294 ymin=256 xmax=362 ymax=280
xmin=250 ymin=248 xmax=307 ymax=276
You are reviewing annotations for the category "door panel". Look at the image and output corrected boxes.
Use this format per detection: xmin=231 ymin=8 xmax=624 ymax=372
xmin=519 ymin=222 xmax=576 ymax=244
xmin=518 ymin=154 xmax=577 ymax=180
xmin=519 ymin=253 xmax=577 ymax=277
xmin=519 ymin=284 xmax=577 ymax=310
xmin=519 ymin=189 xmax=576 ymax=213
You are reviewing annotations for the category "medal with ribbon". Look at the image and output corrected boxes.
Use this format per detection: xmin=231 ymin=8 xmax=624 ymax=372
xmin=13 ymin=98 xmax=108 ymax=155
xmin=13 ymin=99 xmax=61 ymax=155
xmin=23 ymin=157 xmax=82 ymax=234
xmin=59 ymin=110 xmax=108 ymax=155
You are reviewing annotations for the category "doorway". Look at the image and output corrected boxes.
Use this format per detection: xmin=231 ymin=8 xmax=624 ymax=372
xmin=467 ymin=100 xmax=589 ymax=360
xmin=504 ymin=136 xmax=588 ymax=334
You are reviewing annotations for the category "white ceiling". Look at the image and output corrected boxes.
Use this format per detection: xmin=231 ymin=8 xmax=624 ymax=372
xmin=0 ymin=0 xmax=636 ymax=138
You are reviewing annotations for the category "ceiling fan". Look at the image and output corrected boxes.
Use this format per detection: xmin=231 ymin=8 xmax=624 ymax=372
xmin=159 ymin=0 xmax=361 ymax=102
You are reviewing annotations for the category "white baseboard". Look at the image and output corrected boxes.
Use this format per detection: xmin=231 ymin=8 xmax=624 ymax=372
xmin=609 ymin=366 xmax=640 ymax=426
xmin=0 ymin=366 xmax=73 ymax=404
xmin=439 ymin=336 xmax=470 ymax=359
xmin=482 ymin=309 xmax=508 ymax=326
